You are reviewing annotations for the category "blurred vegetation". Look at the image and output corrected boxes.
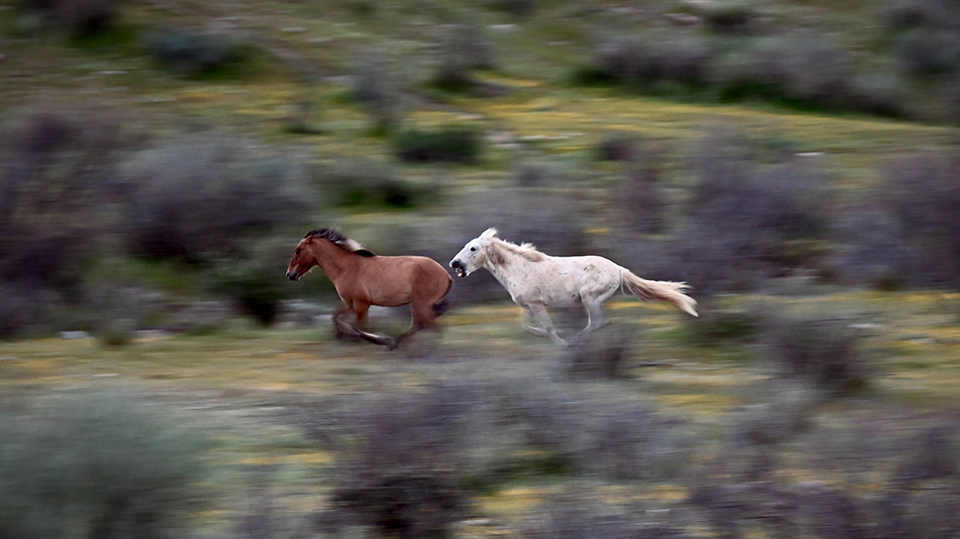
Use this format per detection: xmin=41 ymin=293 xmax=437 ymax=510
xmin=2 ymin=0 xmax=960 ymax=536
xmin=0 ymin=388 xmax=214 ymax=538
xmin=145 ymin=27 xmax=257 ymax=78
xmin=394 ymin=124 xmax=484 ymax=164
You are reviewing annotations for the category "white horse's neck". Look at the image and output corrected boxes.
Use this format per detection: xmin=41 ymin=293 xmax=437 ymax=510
xmin=483 ymin=240 xmax=540 ymax=291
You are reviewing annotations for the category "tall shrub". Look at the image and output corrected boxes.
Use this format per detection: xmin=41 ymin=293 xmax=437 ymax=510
xmin=0 ymin=388 xmax=214 ymax=538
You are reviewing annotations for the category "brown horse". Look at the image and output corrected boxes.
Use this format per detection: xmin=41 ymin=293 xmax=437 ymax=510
xmin=286 ymin=228 xmax=452 ymax=349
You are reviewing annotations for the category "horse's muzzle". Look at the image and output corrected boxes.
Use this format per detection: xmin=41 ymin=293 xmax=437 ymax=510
xmin=286 ymin=270 xmax=299 ymax=281
xmin=449 ymin=259 xmax=466 ymax=278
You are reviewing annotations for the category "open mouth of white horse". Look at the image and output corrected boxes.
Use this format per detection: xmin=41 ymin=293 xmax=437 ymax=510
xmin=450 ymin=261 xmax=467 ymax=278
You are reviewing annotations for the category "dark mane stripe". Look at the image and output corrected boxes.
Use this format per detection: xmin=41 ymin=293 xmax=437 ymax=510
xmin=306 ymin=228 xmax=375 ymax=257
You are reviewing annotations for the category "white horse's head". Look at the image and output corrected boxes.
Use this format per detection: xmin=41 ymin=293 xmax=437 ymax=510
xmin=449 ymin=228 xmax=498 ymax=278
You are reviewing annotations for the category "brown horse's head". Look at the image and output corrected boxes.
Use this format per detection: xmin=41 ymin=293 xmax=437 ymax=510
xmin=286 ymin=235 xmax=315 ymax=281
xmin=287 ymin=229 xmax=375 ymax=281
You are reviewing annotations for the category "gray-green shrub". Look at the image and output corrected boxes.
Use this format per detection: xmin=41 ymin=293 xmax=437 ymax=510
xmin=122 ymin=132 xmax=311 ymax=264
xmin=764 ymin=316 xmax=869 ymax=394
xmin=394 ymin=124 xmax=483 ymax=164
xmin=0 ymin=112 xmax=121 ymax=288
xmin=146 ymin=27 xmax=255 ymax=77
xmin=327 ymin=387 xmax=475 ymax=539
xmin=353 ymin=52 xmax=403 ymax=134
xmin=315 ymin=158 xmax=435 ymax=209
xmin=17 ymin=0 xmax=123 ymax=39
xmin=0 ymin=388 xmax=214 ymax=538
xmin=667 ymin=126 xmax=829 ymax=295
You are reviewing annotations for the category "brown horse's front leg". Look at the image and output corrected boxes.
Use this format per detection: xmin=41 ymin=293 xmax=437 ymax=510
xmin=334 ymin=302 xmax=397 ymax=348
xmin=333 ymin=304 xmax=363 ymax=341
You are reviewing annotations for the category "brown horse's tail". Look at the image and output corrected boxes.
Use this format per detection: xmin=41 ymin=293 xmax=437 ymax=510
xmin=621 ymin=269 xmax=698 ymax=317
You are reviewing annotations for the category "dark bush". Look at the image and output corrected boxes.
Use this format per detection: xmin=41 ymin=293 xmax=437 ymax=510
xmin=896 ymin=28 xmax=960 ymax=77
xmin=208 ymin=254 xmax=290 ymax=326
xmin=576 ymin=34 xmax=713 ymax=91
xmin=885 ymin=0 xmax=948 ymax=31
xmin=836 ymin=153 xmax=960 ymax=289
xmin=0 ymin=388 xmax=213 ymax=538
xmin=713 ymin=31 xmax=911 ymax=117
xmin=0 ymin=112 xmax=121 ymax=290
xmin=713 ymin=32 xmax=850 ymax=107
xmin=432 ymin=24 xmax=497 ymax=95
xmin=123 ymin=134 xmax=311 ymax=264
xmin=692 ymin=414 xmax=960 ymax=539
xmin=316 ymin=158 xmax=435 ymax=209
xmin=667 ymin=127 xmax=829 ymax=295
xmin=489 ymin=0 xmax=535 ymax=17
xmin=353 ymin=52 xmax=402 ymax=134
xmin=764 ymin=316 xmax=869 ymax=394
xmin=883 ymin=153 xmax=960 ymax=287
xmin=0 ymin=283 xmax=57 ymax=340
xmin=579 ymin=404 xmax=691 ymax=481
xmin=490 ymin=383 xmax=692 ymax=483
xmin=561 ymin=325 xmax=634 ymax=380
xmin=619 ymin=164 xmax=667 ymax=234
xmin=78 ymin=284 xmax=163 ymax=345
xmin=699 ymin=1 xmax=757 ymax=34
xmin=327 ymin=387 xmax=474 ymax=539
xmin=513 ymin=159 xmax=562 ymax=187
xmin=394 ymin=124 xmax=482 ymax=164
xmin=830 ymin=205 xmax=910 ymax=289
xmin=596 ymin=132 xmax=638 ymax=162
xmin=686 ymin=304 xmax=765 ymax=346
xmin=18 ymin=0 xmax=122 ymax=39
xmin=146 ymin=27 xmax=254 ymax=77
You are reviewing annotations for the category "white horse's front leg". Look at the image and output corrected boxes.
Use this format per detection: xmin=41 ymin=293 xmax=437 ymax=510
xmin=522 ymin=304 xmax=566 ymax=346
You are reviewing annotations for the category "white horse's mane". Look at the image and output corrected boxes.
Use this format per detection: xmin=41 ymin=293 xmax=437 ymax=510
xmin=481 ymin=228 xmax=546 ymax=263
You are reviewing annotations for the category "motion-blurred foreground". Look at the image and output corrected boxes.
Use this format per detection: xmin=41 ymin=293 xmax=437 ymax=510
xmin=2 ymin=0 xmax=960 ymax=537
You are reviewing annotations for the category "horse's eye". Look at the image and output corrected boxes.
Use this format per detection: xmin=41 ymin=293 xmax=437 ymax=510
xmin=470 ymin=247 xmax=477 ymax=252
xmin=296 ymin=248 xmax=301 ymax=255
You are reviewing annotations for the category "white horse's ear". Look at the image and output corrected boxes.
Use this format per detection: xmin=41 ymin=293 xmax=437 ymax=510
xmin=480 ymin=228 xmax=498 ymax=239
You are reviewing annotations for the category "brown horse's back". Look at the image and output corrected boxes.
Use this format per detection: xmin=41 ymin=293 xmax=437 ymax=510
xmin=350 ymin=255 xmax=450 ymax=308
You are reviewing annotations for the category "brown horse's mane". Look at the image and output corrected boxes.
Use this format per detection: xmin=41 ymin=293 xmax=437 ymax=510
xmin=306 ymin=228 xmax=375 ymax=257
xmin=482 ymin=228 xmax=546 ymax=263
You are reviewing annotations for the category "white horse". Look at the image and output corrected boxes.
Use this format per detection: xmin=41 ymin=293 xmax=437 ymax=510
xmin=449 ymin=228 xmax=698 ymax=345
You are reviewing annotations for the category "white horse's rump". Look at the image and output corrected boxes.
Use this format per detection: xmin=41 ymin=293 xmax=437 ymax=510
xmin=449 ymin=228 xmax=697 ymax=345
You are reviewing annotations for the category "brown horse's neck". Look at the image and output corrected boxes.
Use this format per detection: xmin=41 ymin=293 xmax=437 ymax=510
xmin=310 ymin=240 xmax=358 ymax=282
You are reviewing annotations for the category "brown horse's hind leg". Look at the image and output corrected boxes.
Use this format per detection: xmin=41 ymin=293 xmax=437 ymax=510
xmin=389 ymin=300 xmax=439 ymax=350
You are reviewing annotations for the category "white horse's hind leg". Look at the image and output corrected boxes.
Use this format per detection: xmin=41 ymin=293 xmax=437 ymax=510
xmin=581 ymin=299 xmax=611 ymax=333
xmin=570 ymin=281 xmax=618 ymax=342
xmin=523 ymin=304 xmax=566 ymax=345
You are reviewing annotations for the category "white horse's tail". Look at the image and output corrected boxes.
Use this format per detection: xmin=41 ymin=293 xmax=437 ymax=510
xmin=621 ymin=269 xmax=698 ymax=317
